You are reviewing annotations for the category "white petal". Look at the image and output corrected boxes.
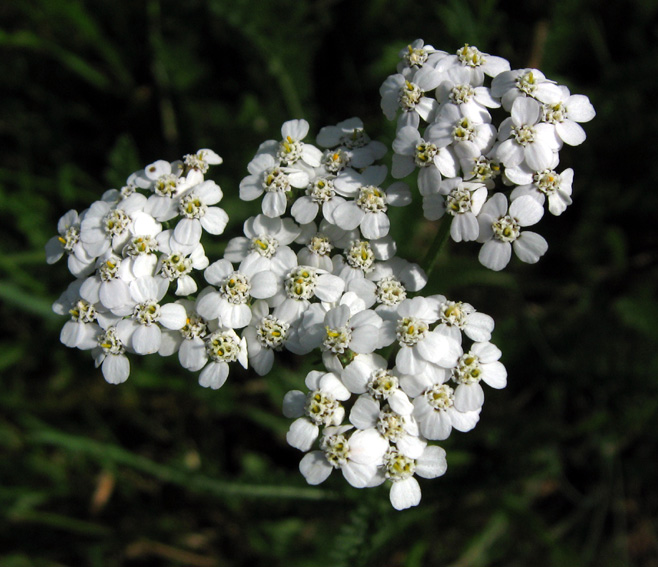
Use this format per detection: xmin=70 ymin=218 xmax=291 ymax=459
xmin=287 ymin=418 xmax=319 ymax=452
xmin=513 ymin=231 xmax=548 ymax=264
xmin=299 ymin=451 xmax=333 ymax=485
xmin=390 ymin=477 xmax=421 ymax=510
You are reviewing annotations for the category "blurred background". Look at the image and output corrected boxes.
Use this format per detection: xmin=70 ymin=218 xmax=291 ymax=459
xmin=1 ymin=0 xmax=657 ymax=565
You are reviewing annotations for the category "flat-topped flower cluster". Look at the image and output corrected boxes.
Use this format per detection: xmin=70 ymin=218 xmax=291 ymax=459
xmin=47 ymin=40 xmax=593 ymax=510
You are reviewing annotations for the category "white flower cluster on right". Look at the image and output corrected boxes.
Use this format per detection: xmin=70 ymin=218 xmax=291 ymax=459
xmin=383 ymin=40 xmax=595 ymax=270
xmin=47 ymin=39 xmax=593 ymax=512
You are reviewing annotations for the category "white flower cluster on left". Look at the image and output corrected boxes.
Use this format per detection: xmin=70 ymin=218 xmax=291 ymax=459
xmin=49 ymin=149 xmax=226 ymax=384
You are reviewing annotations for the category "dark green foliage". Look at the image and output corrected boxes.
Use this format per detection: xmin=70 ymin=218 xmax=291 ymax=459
xmin=1 ymin=0 xmax=657 ymax=565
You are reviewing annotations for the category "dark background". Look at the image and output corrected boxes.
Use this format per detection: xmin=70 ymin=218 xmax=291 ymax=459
xmin=1 ymin=0 xmax=657 ymax=565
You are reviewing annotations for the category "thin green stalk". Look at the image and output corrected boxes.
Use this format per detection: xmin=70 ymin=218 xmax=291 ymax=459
xmin=420 ymin=218 xmax=452 ymax=282
xmin=29 ymin=427 xmax=338 ymax=502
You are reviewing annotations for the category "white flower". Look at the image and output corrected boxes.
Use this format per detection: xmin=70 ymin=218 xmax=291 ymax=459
xmin=239 ymin=153 xmax=310 ymax=218
xmin=435 ymin=44 xmax=510 ymax=83
xmin=391 ymin=126 xmax=458 ymax=191
xmin=380 ymin=68 xmax=442 ymax=129
xmin=157 ymin=299 xmax=210 ymax=372
xmin=435 ymin=66 xmax=501 ymax=123
xmin=93 ymin=326 xmax=130 ymax=385
xmin=197 ymin=328 xmax=248 ymax=390
xmin=196 ymin=255 xmax=279 ymax=329
xmin=379 ymin=296 xmax=463 ymax=375
xmin=242 ymin=299 xmax=298 ymax=376
xmin=283 ymin=371 xmax=351 ymax=451
xmin=341 ymin=353 xmax=414 ymax=416
xmin=491 ymin=68 xmax=564 ymax=111
xmin=316 ymin=117 xmax=387 ymax=168
xmin=332 ymin=166 xmax=411 ymax=240
xmin=223 ymin=214 xmax=300 ymax=272
xmin=426 ymin=178 xmax=488 ymax=241
xmin=367 ymin=257 xmax=427 ymax=311
xmin=45 ymin=209 xmax=95 ymax=277
xmin=541 ymin=88 xmax=596 ymax=147
xmin=496 ymin=97 xmax=561 ymax=172
xmin=383 ymin=445 xmax=447 ymax=510
xmin=432 ymin=296 xmax=495 ymax=344
xmin=261 ymin=119 xmax=323 ymax=168
xmin=156 ymin=230 xmax=209 ymax=296
xmin=79 ymin=193 xmax=150 ymax=258
xmin=425 ymin=103 xmax=497 ymax=160
xmin=115 ymin=276 xmax=187 ymax=354
xmin=350 ymin=395 xmax=424 ymax=459
xmin=174 ymin=180 xmax=228 ymax=246
xmin=295 ymin=301 xmax=383 ymax=364
xmin=510 ymin=167 xmax=574 ymax=216
xmin=183 ymin=148 xmax=223 ymax=173
xmin=477 ymin=193 xmax=548 ymax=271
xmin=401 ymin=376 xmax=480 ymax=441
xmin=396 ymin=39 xmax=446 ymax=75
xmin=451 ymin=342 xmax=507 ymax=412
xmin=299 ymin=425 xmax=388 ymax=488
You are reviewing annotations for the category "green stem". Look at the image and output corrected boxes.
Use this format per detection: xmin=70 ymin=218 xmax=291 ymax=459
xmin=420 ymin=217 xmax=452 ymax=281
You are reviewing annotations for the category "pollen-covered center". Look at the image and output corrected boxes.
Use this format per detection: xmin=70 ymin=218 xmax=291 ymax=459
xmin=377 ymin=406 xmax=406 ymax=442
xmin=250 ymin=234 xmax=278 ymax=258
xmin=376 ymin=276 xmax=407 ymax=306
xmin=285 ymin=266 xmax=318 ymax=300
xmin=512 ymin=124 xmax=536 ymax=146
xmin=404 ymin=45 xmax=429 ymax=68
xmin=184 ymin=150 xmax=215 ymax=174
xmin=367 ymin=368 xmax=399 ymax=399
xmin=154 ymin=173 xmax=179 ymax=197
xmin=468 ymin=156 xmax=501 ymax=182
xmin=346 ymin=240 xmax=375 ymax=273
xmin=457 ymin=44 xmax=485 ymax=68
xmin=322 ymin=149 xmax=350 ymax=173
xmin=206 ymin=330 xmax=241 ymax=363
xmin=356 ymin=185 xmax=387 ymax=213
xmin=515 ymin=70 xmax=538 ymax=96
xmin=277 ymin=136 xmax=304 ymax=165
xmin=340 ymin=127 xmax=370 ymax=149
xmin=452 ymin=117 xmax=476 ymax=143
xmin=396 ymin=316 xmax=429 ymax=347
xmin=321 ymin=433 xmax=350 ymax=468
xmin=323 ymin=325 xmax=353 ymax=354
xmin=399 ymin=81 xmax=423 ymax=111
xmin=69 ymin=299 xmax=96 ymax=323
xmin=384 ymin=447 xmax=416 ymax=480
xmin=256 ymin=315 xmax=290 ymax=350
xmin=98 ymin=327 xmax=125 ymax=355
xmin=307 ymin=177 xmax=336 ymax=204
xmin=133 ymin=300 xmax=161 ymax=326
xmin=492 ymin=215 xmax=521 ymax=243
xmin=262 ymin=167 xmax=291 ymax=193
xmin=452 ymin=352 xmax=482 ymax=385
xmin=59 ymin=226 xmax=80 ymax=253
xmin=180 ymin=314 xmax=208 ymax=340
xmin=534 ymin=169 xmax=561 ymax=195
xmin=161 ymin=252 xmax=193 ymax=280
xmin=220 ymin=272 xmax=251 ymax=304
xmin=414 ymin=142 xmax=439 ymax=167
xmin=307 ymin=234 xmax=333 ymax=257
xmin=446 ymin=187 xmax=474 ymax=215
xmin=103 ymin=209 xmax=130 ymax=238
xmin=124 ymin=235 xmax=158 ymax=257
xmin=179 ymin=194 xmax=208 ymax=219
xmin=440 ymin=301 xmax=467 ymax=328
xmin=425 ymin=383 xmax=455 ymax=411
xmin=99 ymin=256 xmax=121 ymax=282
xmin=449 ymin=84 xmax=476 ymax=105
xmin=305 ymin=390 xmax=341 ymax=427
xmin=543 ymin=102 xmax=567 ymax=124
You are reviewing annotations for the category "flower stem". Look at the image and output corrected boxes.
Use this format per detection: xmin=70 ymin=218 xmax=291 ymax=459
xmin=421 ymin=218 xmax=452 ymax=281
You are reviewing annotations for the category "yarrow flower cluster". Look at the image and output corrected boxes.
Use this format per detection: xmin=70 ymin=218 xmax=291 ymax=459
xmin=384 ymin=42 xmax=595 ymax=270
xmin=48 ymin=40 xmax=593 ymax=510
